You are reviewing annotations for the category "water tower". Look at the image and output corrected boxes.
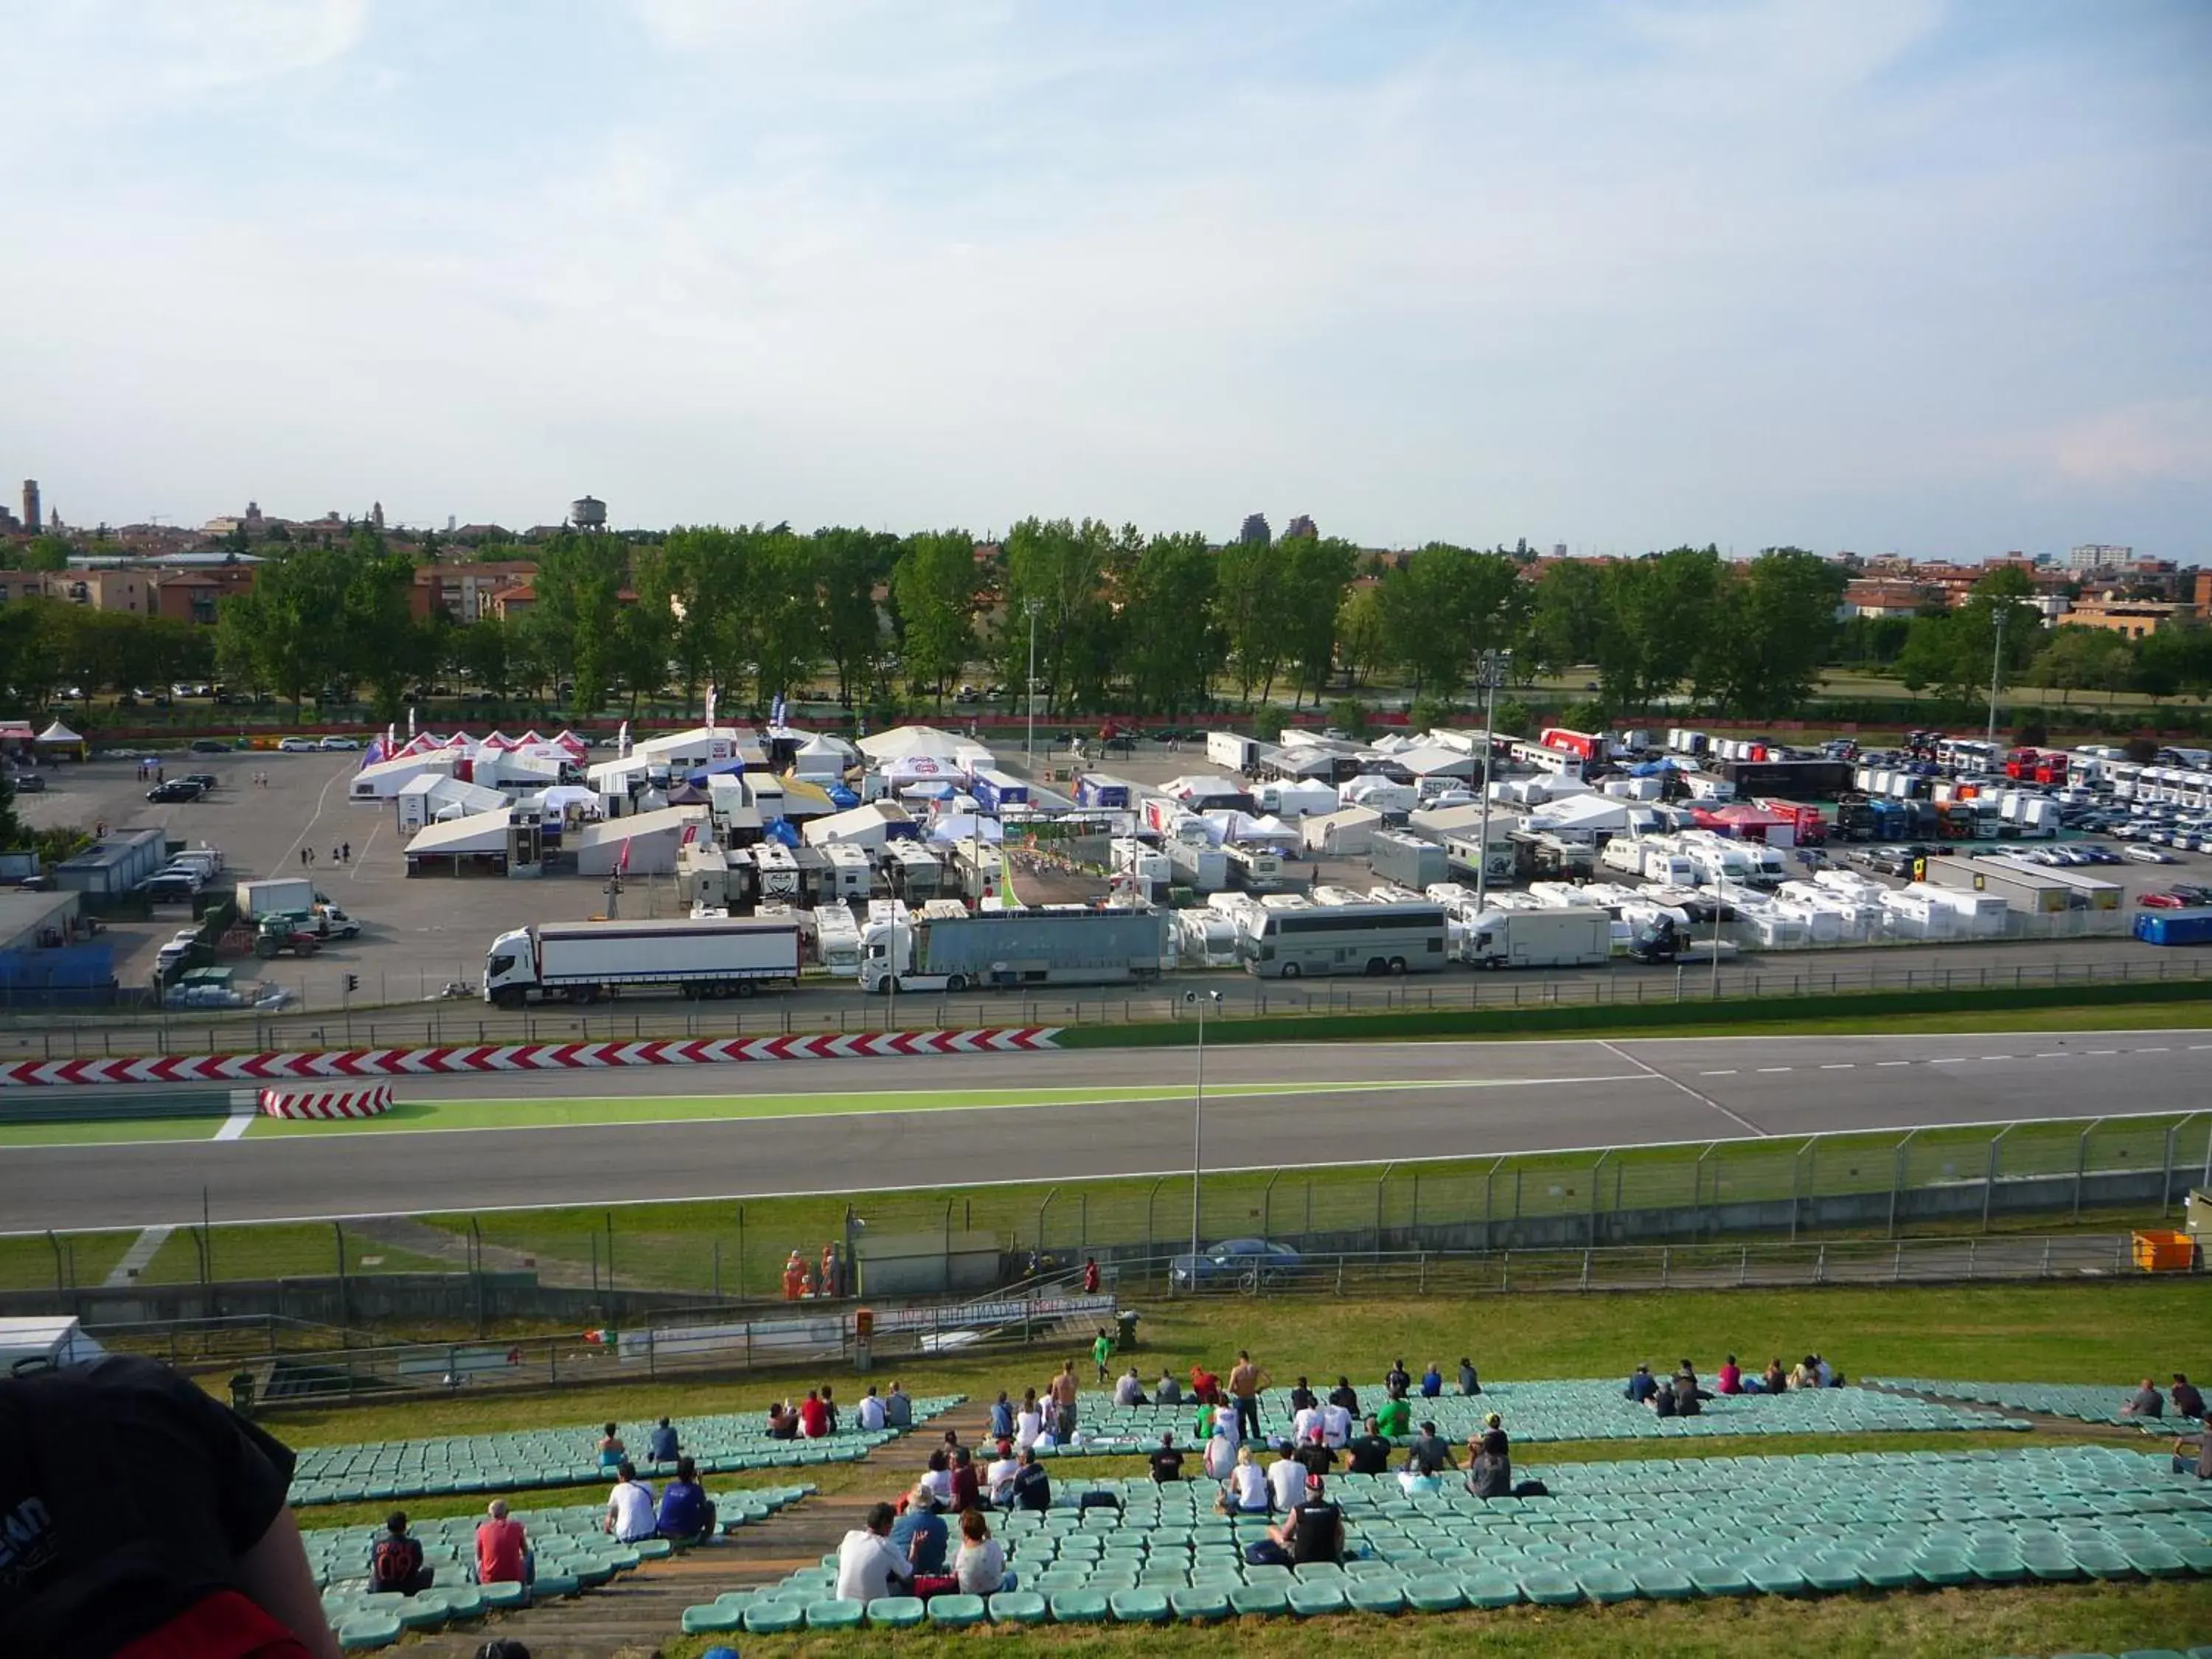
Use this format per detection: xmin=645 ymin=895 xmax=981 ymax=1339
xmin=570 ymin=495 xmax=607 ymax=531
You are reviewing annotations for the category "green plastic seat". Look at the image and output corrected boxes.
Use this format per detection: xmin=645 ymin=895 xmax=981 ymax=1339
xmin=804 ymin=1598 xmax=865 ymax=1629
xmin=1050 ymin=1589 xmax=1111 ymax=1624
xmin=1346 ymin=1579 xmax=1406 ymax=1614
xmin=1286 ymin=1581 xmax=1346 ymax=1616
xmin=1170 ymin=1585 xmax=1233 ymax=1621
xmin=1228 ymin=1584 xmax=1290 ymax=1616
xmin=866 ymin=1595 xmax=926 ymax=1628
xmin=477 ymin=1579 xmax=528 ymax=1610
xmin=335 ymin=1614 xmax=403 ymax=1652
xmin=1520 ymin=1571 xmax=1580 ymax=1607
xmin=681 ymin=1602 xmax=745 ymax=1633
xmin=1855 ymin=1554 xmax=1917 ymax=1590
xmin=532 ymin=1571 xmax=580 ymax=1599
xmin=1464 ymin=1574 xmax=1523 ymax=1609
xmin=1404 ymin=1576 xmax=1463 ymax=1613
xmin=929 ymin=1593 xmax=988 ymax=1628
xmin=1688 ymin=1564 xmax=1753 ymax=1597
xmin=744 ymin=1601 xmax=805 ymax=1634
xmin=1576 ymin=1569 xmax=1638 ymax=1604
xmin=1800 ymin=1557 xmax=1862 ymax=1593
xmin=1746 ymin=1562 xmax=1808 ymax=1596
xmin=988 ymin=1590 xmax=1049 ymax=1624
xmin=1109 ymin=1587 xmax=1172 ymax=1624
xmin=393 ymin=1591 xmax=449 ymax=1631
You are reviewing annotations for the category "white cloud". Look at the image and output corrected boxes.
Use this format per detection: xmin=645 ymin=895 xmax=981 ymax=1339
xmin=2051 ymin=400 xmax=2212 ymax=487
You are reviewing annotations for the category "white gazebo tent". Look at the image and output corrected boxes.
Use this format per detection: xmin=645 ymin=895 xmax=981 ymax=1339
xmin=35 ymin=720 xmax=86 ymax=760
xmin=856 ymin=725 xmax=967 ymax=763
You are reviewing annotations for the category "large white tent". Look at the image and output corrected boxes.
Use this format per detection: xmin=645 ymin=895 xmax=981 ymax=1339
xmin=574 ymin=805 xmax=709 ymax=875
xmin=857 ymin=725 xmax=967 ymax=762
xmin=1388 ymin=742 xmax=1481 ymax=779
xmin=1301 ymin=805 xmax=1384 ymax=855
xmin=402 ymin=808 xmax=512 ymax=864
xmin=803 ymin=800 xmax=911 ymax=849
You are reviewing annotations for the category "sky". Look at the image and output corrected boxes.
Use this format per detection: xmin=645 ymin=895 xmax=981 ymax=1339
xmin=1 ymin=0 xmax=2207 ymax=560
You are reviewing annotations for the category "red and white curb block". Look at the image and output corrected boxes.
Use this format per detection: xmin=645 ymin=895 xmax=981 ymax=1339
xmin=260 ymin=1084 xmax=394 ymax=1119
xmin=0 ymin=1027 xmax=1062 ymax=1088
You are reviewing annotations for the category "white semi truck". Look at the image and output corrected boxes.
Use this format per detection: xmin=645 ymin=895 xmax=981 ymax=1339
xmin=484 ymin=917 xmax=802 ymax=1008
xmin=1461 ymin=906 xmax=1613 ymax=970
xmin=859 ymin=908 xmax=1169 ymax=994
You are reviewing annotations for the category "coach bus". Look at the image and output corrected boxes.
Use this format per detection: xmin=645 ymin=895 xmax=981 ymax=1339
xmin=1239 ymin=900 xmax=1450 ymax=979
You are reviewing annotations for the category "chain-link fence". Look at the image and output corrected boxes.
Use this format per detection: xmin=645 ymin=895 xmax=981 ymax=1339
xmin=0 ymin=945 xmax=2199 ymax=1060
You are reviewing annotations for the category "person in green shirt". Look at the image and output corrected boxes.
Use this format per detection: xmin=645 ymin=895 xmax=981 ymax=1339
xmin=1374 ymin=1395 xmax=1412 ymax=1439
xmin=1092 ymin=1328 xmax=1114 ymax=1382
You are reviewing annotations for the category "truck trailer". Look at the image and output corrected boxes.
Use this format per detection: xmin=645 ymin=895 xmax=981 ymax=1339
xmin=484 ymin=917 xmax=802 ymax=1008
xmin=1462 ymin=906 xmax=1612 ymax=970
xmin=2134 ymin=907 xmax=2212 ymax=947
xmin=858 ymin=908 xmax=1169 ymax=993
xmin=236 ymin=877 xmax=319 ymax=919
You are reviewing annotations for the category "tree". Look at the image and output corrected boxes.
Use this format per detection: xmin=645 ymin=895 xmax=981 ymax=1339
xmin=1001 ymin=517 xmax=1119 ymax=714
xmin=1373 ymin=543 xmax=1522 ymax=696
xmin=1212 ymin=535 xmax=1284 ymax=705
xmin=1705 ymin=548 xmax=1846 ymax=717
xmin=1275 ymin=532 xmax=1360 ymax=706
xmin=891 ymin=530 xmax=977 ymax=706
xmin=2027 ymin=626 xmax=2133 ymax=706
xmin=815 ymin=526 xmax=897 ymax=709
xmin=215 ymin=543 xmax=352 ymax=717
xmin=1520 ymin=559 xmax=1607 ymax=678
xmin=1116 ymin=531 xmax=1220 ymax=713
xmin=21 ymin=535 xmax=71 ymax=572
xmin=1335 ymin=585 xmax=1388 ymax=689
xmin=527 ymin=530 xmax=630 ymax=714
xmin=745 ymin=525 xmax=822 ymax=706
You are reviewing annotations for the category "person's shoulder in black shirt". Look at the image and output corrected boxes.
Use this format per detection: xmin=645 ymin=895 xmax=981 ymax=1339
xmin=1149 ymin=1445 xmax=1185 ymax=1482
xmin=1345 ymin=1433 xmax=1391 ymax=1475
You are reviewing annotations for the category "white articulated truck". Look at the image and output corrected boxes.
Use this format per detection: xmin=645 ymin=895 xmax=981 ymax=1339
xmin=1461 ymin=906 xmax=1612 ymax=970
xmin=858 ymin=907 xmax=1169 ymax=994
xmin=483 ymin=917 xmax=802 ymax=1009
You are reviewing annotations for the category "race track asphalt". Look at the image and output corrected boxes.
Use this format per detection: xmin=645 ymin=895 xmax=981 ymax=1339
xmin=6 ymin=1031 xmax=2205 ymax=1230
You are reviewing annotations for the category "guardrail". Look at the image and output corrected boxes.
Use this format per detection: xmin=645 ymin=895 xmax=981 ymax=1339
xmin=0 ymin=947 xmax=2202 ymax=1061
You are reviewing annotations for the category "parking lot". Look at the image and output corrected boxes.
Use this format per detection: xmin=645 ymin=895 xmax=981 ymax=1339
xmin=15 ymin=750 xmax=624 ymax=1012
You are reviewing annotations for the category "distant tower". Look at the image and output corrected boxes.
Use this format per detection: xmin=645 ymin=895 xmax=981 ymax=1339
xmin=245 ymin=501 xmax=263 ymax=528
xmin=1284 ymin=514 xmax=1317 ymax=540
xmin=1238 ymin=512 xmax=1270 ymax=546
xmin=21 ymin=481 xmax=40 ymax=535
xmin=571 ymin=495 xmax=608 ymax=532
xmin=371 ymin=500 xmax=386 ymax=530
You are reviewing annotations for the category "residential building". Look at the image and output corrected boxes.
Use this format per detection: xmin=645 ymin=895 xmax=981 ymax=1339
xmin=410 ymin=560 xmax=538 ymax=623
xmin=150 ymin=567 xmax=257 ymax=624
xmin=1840 ymin=579 xmax=1935 ymax=619
xmin=2065 ymin=594 xmax=2188 ymax=639
xmin=488 ymin=582 xmax=535 ymax=621
xmin=2067 ymin=543 xmax=2132 ymax=573
xmin=2194 ymin=567 xmax=2211 ymax=620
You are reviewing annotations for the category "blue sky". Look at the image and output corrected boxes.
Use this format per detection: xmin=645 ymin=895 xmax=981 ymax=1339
xmin=2 ymin=0 xmax=2206 ymax=559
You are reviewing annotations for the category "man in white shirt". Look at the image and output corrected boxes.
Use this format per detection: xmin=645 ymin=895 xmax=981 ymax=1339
xmin=602 ymin=1461 xmax=657 ymax=1543
xmin=1291 ymin=1402 xmax=1323 ymax=1447
xmin=835 ymin=1503 xmax=914 ymax=1603
xmin=1266 ymin=1453 xmax=1305 ymax=1514
xmin=986 ymin=1439 xmax=1021 ymax=1506
xmin=1113 ymin=1366 xmax=1145 ymax=1408
xmin=855 ymin=1385 xmax=887 ymax=1433
xmin=1213 ymin=1402 xmax=1241 ymax=1451
xmin=1318 ymin=1401 xmax=1352 ymax=1448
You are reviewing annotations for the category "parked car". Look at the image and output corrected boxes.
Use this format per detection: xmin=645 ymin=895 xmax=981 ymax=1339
xmin=146 ymin=780 xmax=204 ymax=802
xmin=2137 ymin=891 xmax=2191 ymax=909
xmin=183 ymin=773 xmax=219 ymax=794
xmin=6 ymin=771 xmax=45 ymax=793
xmin=276 ymin=736 xmax=320 ymax=752
xmin=188 ymin=737 xmax=233 ymax=754
xmin=2121 ymin=845 xmax=2177 ymax=865
xmin=318 ymin=735 xmax=361 ymax=751
xmin=1167 ymin=1237 xmax=1303 ymax=1293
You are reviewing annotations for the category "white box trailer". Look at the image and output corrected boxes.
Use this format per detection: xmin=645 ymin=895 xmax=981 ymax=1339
xmin=1223 ymin=841 xmax=1284 ymax=890
xmin=236 ymin=877 xmax=317 ymax=919
xmin=1207 ymin=731 xmax=1262 ymax=773
xmin=483 ymin=917 xmax=802 ymax=1008
xmin=1462 ymin=906 xmax=1612 ymax=969
xmin=859 ymin=908 xmax=1170 ymax=992
xmin=1166 ymin=837 xmax=1229 ymax=891
xmin=1368 ymin=830 xmax=1447 ymax=890
xmin=821 ymin=841 xmax=876 ymax=901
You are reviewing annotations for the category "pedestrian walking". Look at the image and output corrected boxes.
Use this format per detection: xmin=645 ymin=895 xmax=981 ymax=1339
xmin=342 ymin=841 xmax=351 ymax=862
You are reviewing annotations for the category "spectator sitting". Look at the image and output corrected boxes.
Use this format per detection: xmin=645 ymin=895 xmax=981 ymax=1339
xmin=1319 ymin=1397 xmax=1353 ymax=1447
xmin=1010 ymin=1449 xmax=1051 ymax=1512
xmin=1248 ymin=1472 xmax=1343 ymax=1568
xmin=1015 ymin=1388 xmax=1044 ymax=1450
xmin=889 ymin=1486 xmax=950 ymax=1576
xmin=1327 ymin=1376 xmax=1360 ymax=1413
xmin=1203 ymin=1415 xmax=1238 ymax=1481
xmin=799 ymin=1388 xmax=830 ymax=1439
xmin=1466 ymin=1439 xmax=1512 ymax=1500
xmin=597 ymin=1422 xmax=626 ymax=1467
xmin=1760 ymin=1357 xmax=1788 ymax=1395
xmin=1652 ymin=1382 xmax=1677 ymax=1419
xmin=647 ymin=1416 xmax=678 ymax=1463
xmin=766 ymin=1399 xmax=798 ymax=1440
xmin=821 ymin=1385 xmax=840 ymax=1433
xmin=922 ymin=1448 xmax=953 ymax=1509
xmin=1717 ymin=1355 xmax=1743 ymax=1395
xmin=1288 ymin=1375 xmax=1318 ymax=1414
xmin=368 ymin=1510 xmax=434 ymax=1597
xmin=1458 ymin=1357 xmax=1481 ymax=1397
xmin=1814 ymin=1355 xmax=1834 ymax=1388
xmin=986 ymin=1439 xmax=1020 ymax=1506
xmin=1672 ymin=1369 xmax=1710 ymax=1417
xmin=603 ymin=1462 xmax=658 ymax=1543
xmin=858 ymin=1385 xmax=888 ymax=1433
xmin=835 ymin=1503 xmax=915 ymax=1603
xmin=1190 ymin=1363 xmax=1220 ymax=1405
xmin=987 ymin=1390 xmax=1012 ymax=1439
xmin=1114 ymin=1366 xmax=1147 ymax=1407
xmin=886 ymin=1382 xmax=913 ymax=1428
xmin=1419 ymin=1361 xmax=1444 ymax=1399
xmin=1155 ymin=1370 xmax=1183 ymax=1407
xmin=1374 ymin=1393 xmax=1412 ymax=1440
xmin=2173 ymin=1373 xmax=2205 ymax=1421
xmin=1295 ymin=1427 xmax=1335 ymax=1481
xmin=2126 ymin=1377 xmax=2166 ymax=1418
xmin=1290 ymin=1398 xmax=1323 ymax=1447
xmin=1221 ymin=1446 xmax=1270 ymax=1514
xmin=956 ymin=1507 xmax=1014 ymax=1595
xmin=1267 ymin=1449 xmax=1307 ymax=1512
xmin=1788 ymin=1355 xmax=1820 ymax=1391
xmin=1478 ymin=1412 xmax=1509 ymax=1459
xmin=1407 ymin=1420 xmax=1458 ymax=1478
xmin=1624 ymin=1364 xmax=1658 ymax=1404
xmin=2174 ymin=1427 xmax=2212 ymax=1481
xmin=950 ymin=1446 xmax=981 ymax=1513
xmin=1345 ymin=1415 xmax=1393 ymax=1475
xmin=475 ymin=1499 xmax=532 ymax=1589
xmin=1385 ymin=1358 xmax=1412 ymax=1398
xmin=1150 ymin=1431 xmax=1186 ymax=1483
xmin=655 ymin=1455 xmax=717 ymax=1543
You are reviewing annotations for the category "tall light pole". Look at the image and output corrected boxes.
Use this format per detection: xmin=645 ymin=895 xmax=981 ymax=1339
xmin=1188 ymin=988 xmax=1221 ymax=1284
xmin=1473 ymin=649 xmax=1512 ymax=914
xmin=1709 ymin=856 xmax=1725 ymax=1000
xmin=1023 ymin=598 xmax=1044 ymax=776
xmin=1984 ymin=604 xmax=2009 ymax=754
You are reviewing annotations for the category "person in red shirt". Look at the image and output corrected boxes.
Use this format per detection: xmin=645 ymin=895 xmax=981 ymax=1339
xmin=1082 ymin=1257 xmax=1100 ymax=1294
xmin=1717 ymin=1355 xmax=1743 ymax=1395
xmin=475 ymin=1499 xmax=532 ymax=1587
xmin=1190 ymin=1365 xmax=1219 ymax=1405
xmin=949 ymin=1446 xmax=981 ymax=1512
xmin=799 ymin=1388 xmax=830 ymax=1439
